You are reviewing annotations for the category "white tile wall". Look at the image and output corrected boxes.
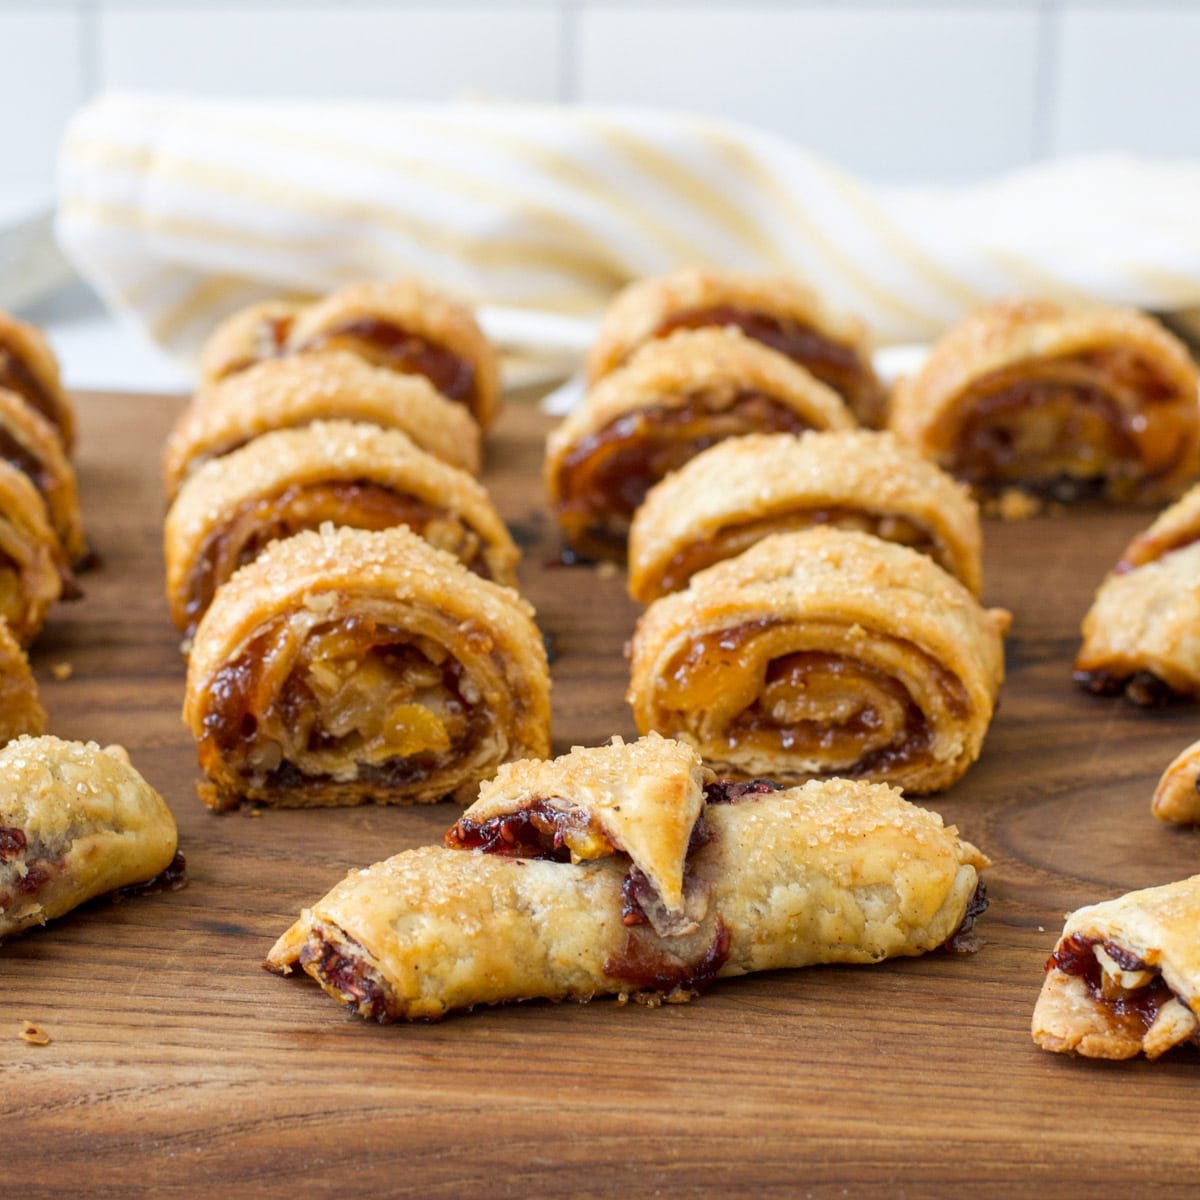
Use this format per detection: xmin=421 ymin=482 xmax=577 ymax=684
xmin=4 ymin=0 xmax=1200 ymax=194
xmin=576 ymin=7 xmax=1041 ymax=183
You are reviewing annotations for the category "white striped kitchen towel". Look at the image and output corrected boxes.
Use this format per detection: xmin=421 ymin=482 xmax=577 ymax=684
xmin=56 ymin=92 xmax=1200 ymax=365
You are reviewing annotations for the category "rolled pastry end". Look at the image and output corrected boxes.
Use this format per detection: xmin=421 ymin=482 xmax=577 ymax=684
xmin=1152 ymin=739 xmax=1200 ymax=825
xmin=1032 ymin=875 xmax=1200 ymax=1060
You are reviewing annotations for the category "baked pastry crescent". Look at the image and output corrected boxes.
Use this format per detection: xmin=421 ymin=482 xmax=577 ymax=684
xmin=0 ymin=736 xmax=180 ymax=941
xmin=184 ymin=524 xmax=550 ymax=810
xmin=890 ymin=299 xmax=1200 ymax=507
xmin=0 ymin=310 xmax=75 ymax=453
xmin=165 ymin=420 xmax=518 ymax=641
xmin=628 ymin=528 xmax=1009 ymax=794
xmin=0 ymin=389 xmax=86 ymax=565
xmin=1033 ymin=874 xmax=1200 ymax=1060
xmin=1152 ymin=740 xmax=1200 ymax=825
xmin=164 ymin=352 xmax=482 ymax=501
xmin=1075 ymin=484 xmax=1200 ymax=704
xmin=267 ymin=739 xmax=987 ymax=1021
xmin=198 ymin=280 xmax=500 ymax=429
xmin=628 ymin=430 xmax=983 ymax=602
xmin=0 ymin=619 xmax=46 ymax=744
xmin=586 ymin=269 xmax=886 ymax=428
xmin=547 ymin=327 xmax=857 ymax=561
xmin=0 ymin=461 xmax=73 ymax=645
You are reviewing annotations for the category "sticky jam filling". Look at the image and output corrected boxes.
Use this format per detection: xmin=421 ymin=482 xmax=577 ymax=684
xmin=0 ymin=825 xmax=64 ymax=914
xmin=200 ymin=614 xmax=486 ymax=792
xmin=1050 ymin=933 xmax=1199 ymax=1054
xmin=652 ymin=304 xmax=885 ymax=427
xmin=947 ymin=351 xmax=1190 ymax=499
xmin=652 ymin=507 xmax=941 ymax=597
xmin=555 ymin=392 xmax=817 ymax=559
xmin=296 ymin=318 xmax=477 ymax=409
xmin=661 ymin=621 xmax=967 ymax=776
xmin=296 ymin=922 xmax=396 ymax=1022
xmin=445 ymin=799 xmax=608 ymax=862
xmin=1073 ymin=667 xmax=1185 ymax=708
xmin=183 ymin=481 xmax=488 ymax=635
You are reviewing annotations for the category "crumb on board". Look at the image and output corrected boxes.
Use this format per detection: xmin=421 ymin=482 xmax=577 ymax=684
xmin=50 ymin=662 xmax=73 ymax=681
xmin=987 ymin=489 xmax=1041 ymax=522
xmin=19 ymin=1020 xmax=51 ymax=1046
xmin=243 ymin=806 xmax=264 ymax=819
xmin=596 ymin=561 xmax=619 ymax=580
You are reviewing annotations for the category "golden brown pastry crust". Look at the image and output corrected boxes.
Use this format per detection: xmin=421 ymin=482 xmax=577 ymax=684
xmin=628 ymin=527 xmax=1009 ymax=794
xmin=628 ymin=430 xmax=983 ymax=602
xmin=1075 ymin=541 xmax=1200 ymax=704
xmin=0 ymin=736 xmax=179 ymax=940
xmin=1153 ymin=740 xmax=1200 ymax=825
xmin=267 ymin=764 xmax=987 ymax=1022
xmin=0 ymin=310 xmax=75 ymax=453
xmin=0 ymin=619 xmax=46 ymax=745
xmin=586 ymin=268 xmax=885 ymax=427
xmin=447 ymin=733 xmax=707 ymax=918
xmin=184 ymin=524 xmax=551 ymax=810
xmin=197 ymin=299 xmax=307 ymax=388
xmin=0 ymin=389 xmax=86 ymax=566
xmin=198 ymin=280 xmax=500 ymax=429
xmin=890 ymin=299 xmax=1200 ymax=506
xmin=1033 ymin=875 xmax=1200 ymax=1059
xmin=164 ymin=420 xmax=518 ymax=639
xmin=547 ymin=327 xmax=857 ymax=560
xmin=164 ymin=352 xmax=482 ymax=501
xmin=1112 ymin=479 xmax=1200 ymax=573
xmin=0 ymin=461 xmax=70 ymax=645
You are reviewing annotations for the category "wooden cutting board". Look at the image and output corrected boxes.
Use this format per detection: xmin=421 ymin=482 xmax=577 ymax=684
xmin=5 ymin=392 xmax=1200 ymax=1198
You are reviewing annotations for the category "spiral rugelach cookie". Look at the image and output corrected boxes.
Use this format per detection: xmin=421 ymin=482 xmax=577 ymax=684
xmin=628 ymin=430 xmax=983 ymax=603
xmin=266 ymin=734 xmax=988 ymax=1021
xmin=184 ymin=524 xmax=550 ymax=810
xmin=164 ymin=352 xmax=482 ymax=501
xmin=890 ymin=299 xmax=1200 ymax=507
xmin=165 ymin=421 xmax=519 ymax=642
xmin=0 ymin=736 xmax=181 ymax=941
xmin=547 ymin=327 xmax=856 ymax=561
xmin=0 ymin=461 xmax=75 ymax=644
xmin=586 ymin=268 xmax=886 ymax=428
xmin=0 ymin=388 xmax=86 ymax=566
xmin=0 ymin=310 xmax=75 ymax=453
xmin=1075 ymin=482 xmax=1200 ymax=705
xmin=198 ymin=279 xmax=500 ymax=429
xmin=1033 ymin=874 xmax=1200 ymax=1060
xmin=0 ymin=619 xmax=46 ymax=745
xmin=628 ymin=528 xmax=1009 ymax=794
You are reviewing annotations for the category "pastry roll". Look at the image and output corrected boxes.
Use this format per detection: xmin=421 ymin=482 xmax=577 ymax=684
xmin=0 ymin=736 xmax=180 ymax=941
xmin=198 ymin=299 xmax=307 ymax=387
xmin=586 ymin=269 xmax=886 ymax=428
xmin=164 ymin=353 xmax=482 ymax=501
xmin=0 ymin=310 xmax=75 ymax=453
xmin=198 ymin=279 xmax=501 ymax=429
xmin=0 ymin=461 xmax=73 ymax=645
xmin=1033 ymin=875 xmax=1200 ymax=1060
xmin=1152 ymin=740 xmax=1200 ymax=825
xmin=1075 ymin=484 xmax=1200 ymax=705
xmin=890 ymin=299 xmax=1200 ymax=507
xmin=628 ymin=528 xmax=1009 ymax=794
xmin=165 ymin=421 xmax=519 ymax=641
xmin=547 ymin=327 xmax=856 ymax=561
xmin=266 ymin=739 xmax=988 ymax=1021
xmin=0 ymin=388 xmax=86 ymax=566
xmin=184 ymin=524 xmax=550 ymax=810
xmin=628 ymin=430 xmax=983 ymax=603
xmin=0 ymin=619 xmax=46 ymax=744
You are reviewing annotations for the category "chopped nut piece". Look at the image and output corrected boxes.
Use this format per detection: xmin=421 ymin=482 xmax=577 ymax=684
xmin=50 ymin=662 xmax=72 ymax=681
xmin=1094 ymin=944 xmax=1155 ymax=997
xmin=19 ymin=1020 xmax=51 ymax=1045
xmin=1144 ymin=997 xmax=1198 ymax=1060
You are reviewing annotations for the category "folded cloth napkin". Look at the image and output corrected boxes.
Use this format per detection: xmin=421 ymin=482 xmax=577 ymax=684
xmin=56 ymin=92 xmax=1200 ymax=368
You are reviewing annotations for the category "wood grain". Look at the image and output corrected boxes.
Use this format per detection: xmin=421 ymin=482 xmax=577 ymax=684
xmin=4 ymin=393 xmax=1200 ymax=1198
